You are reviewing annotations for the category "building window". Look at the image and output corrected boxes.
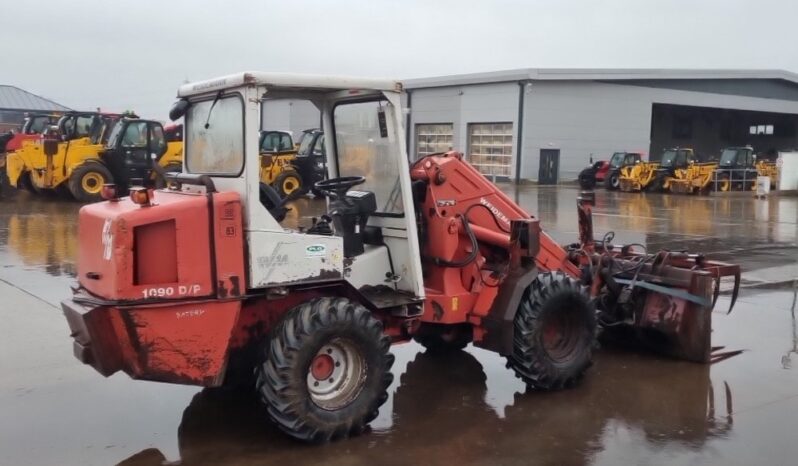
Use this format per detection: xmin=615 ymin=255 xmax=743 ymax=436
xmin=468 ymin=122 xmax=513 ymax=178
xmin=416 ymin=123 xmax=453 ymax=158
xmin=750 ymin=124 xmax=774 ymax=135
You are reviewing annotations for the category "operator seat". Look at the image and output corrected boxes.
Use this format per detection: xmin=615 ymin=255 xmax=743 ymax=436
xmin=329 ymin=190 xmax=377 ymax=257
xmin=259 ymin=182 xmax=289 ymax=222
xmin=314 ymin=176 xmax=377 ymax=257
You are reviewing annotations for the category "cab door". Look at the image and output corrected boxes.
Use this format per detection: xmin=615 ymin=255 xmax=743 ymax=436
xmin=109 ymin=121 xmax=166 ymax=187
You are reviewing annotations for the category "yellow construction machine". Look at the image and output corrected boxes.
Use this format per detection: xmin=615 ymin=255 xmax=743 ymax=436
xmin=619 ymin=148 xmax=696 ymax=192
xmin=259 ymin=130 xmax=304 ymax=197
xmin=711 ymin=147 xmax=778 ymax=192
xmin=667 ymin=160 xmax=719 ymax=194
xmin=8 ymin=113 xmax=184 ymax=202
xmin=619 ymin=161 xmax=659 ymax=192
xmin=6 ymin=112 xmax=123 ymax=196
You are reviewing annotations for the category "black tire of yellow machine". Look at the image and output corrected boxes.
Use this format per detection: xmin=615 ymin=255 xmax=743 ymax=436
xmin=273 ymin=170 xmax=303 ymax=198
xmin=68 ymin=163 xmax=114 ymax=203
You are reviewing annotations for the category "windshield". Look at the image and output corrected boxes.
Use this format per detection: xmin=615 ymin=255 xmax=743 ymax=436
xmin=105 ymin=121 xmax=124 ymax=148
xmin=27 ymin=116 xmax=51 ymax=134
xmin=260 ymin=131 xmax=293 ymax=152
xmin=660 ymin=150 xmax=676 ymax=167
xmin=297 ymin=132 xmax=315 ymax=155
xmin=609 ymin=152 xmax=626 ymax=168
xmin=720 ymin=149 xmax=739 ymax=166
xmin=185 ymin=95 xmax=244 ymax=175
xmin=297 ymin=131 xmax=324 ymax=157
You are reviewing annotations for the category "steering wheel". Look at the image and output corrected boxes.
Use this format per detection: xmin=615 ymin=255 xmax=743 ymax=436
xmin=313 ymin=176 xmax=365 ymax=198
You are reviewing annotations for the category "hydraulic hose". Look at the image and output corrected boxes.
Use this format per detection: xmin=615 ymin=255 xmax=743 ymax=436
xmin=430 ymin=215 xmax=479 ymax=268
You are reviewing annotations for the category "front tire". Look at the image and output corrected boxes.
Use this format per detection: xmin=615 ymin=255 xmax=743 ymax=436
xmin=273 ymin=170 xmax=303 ymax=198
xmin=68 ymin=163 xmax=113 ymax=202
xmin=604 ymin=171 xmax=620 ymax=190
xmin=507 ymin=271 xmax=596 ymax=391
xmin=256 ymin=297 xmax=394 ymax=443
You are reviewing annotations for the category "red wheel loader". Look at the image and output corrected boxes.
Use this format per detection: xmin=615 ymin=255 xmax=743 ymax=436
xmin=62 ymin=73 xmax=741 ymax=443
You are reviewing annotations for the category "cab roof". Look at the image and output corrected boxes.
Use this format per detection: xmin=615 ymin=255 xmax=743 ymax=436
xmin=177 ymin=72 xmax=403 ymax=98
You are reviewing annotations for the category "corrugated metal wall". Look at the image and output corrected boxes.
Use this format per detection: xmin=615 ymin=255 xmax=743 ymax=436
xmin=410 ymin=79 xmax=798 ymax=183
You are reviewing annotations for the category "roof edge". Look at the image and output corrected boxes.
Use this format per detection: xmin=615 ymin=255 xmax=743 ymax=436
xmin=0 ymin=84 xmax=71 ymax=111
xmin=404 ymin=68 xmax=798 ymax=89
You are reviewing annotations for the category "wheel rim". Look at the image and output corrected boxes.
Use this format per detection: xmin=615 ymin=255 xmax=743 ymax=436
xmin=282 ymin=176 xmax=300 ymax=195
xmin=541 ymin=311 xmax=581 ymax=363
xmin=720 ymin=178 xmax=730 ymax=191
xmin=611 ymin=175 xmax=619 ymax=187
xmin=306 ymin=339 xmax=366 ymax=410
xmin=81 ymin=172 xmax=104 ymax=194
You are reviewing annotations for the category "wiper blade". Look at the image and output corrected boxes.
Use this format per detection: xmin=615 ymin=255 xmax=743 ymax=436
xmin=204 ymin=91 xmax=222 ymax=129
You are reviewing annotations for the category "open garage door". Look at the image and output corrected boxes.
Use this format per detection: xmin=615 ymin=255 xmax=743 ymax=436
xmin=649 ymin=103 xmax=798 ymax=162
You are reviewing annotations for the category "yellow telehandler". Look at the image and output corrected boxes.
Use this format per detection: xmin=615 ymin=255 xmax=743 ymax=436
xmin=9 ymin=113 xmax=183 ymax=202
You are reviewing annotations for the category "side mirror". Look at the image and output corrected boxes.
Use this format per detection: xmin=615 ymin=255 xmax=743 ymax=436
xmin=169 ymin=99 xmax=190 ymax=121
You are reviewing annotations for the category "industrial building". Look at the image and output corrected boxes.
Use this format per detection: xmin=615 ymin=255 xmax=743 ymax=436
xmin=263 ymin=69 xmax=798 ymax=183
xmin=0 ymin=85 xmax=70 ymax=132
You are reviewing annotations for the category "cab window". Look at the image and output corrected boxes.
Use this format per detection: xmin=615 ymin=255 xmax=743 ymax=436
xmin=149 ymin=124 xmax=166 ymax=155
xmin=261 ymin=132 xmax=292 ymax=152
xmin=122 ymin=122 xmax=148 ymax=148
xmin=74 ymin=116 xmax=95 ymax=137
xmin=185 ymin=95 xmax=244 ymax=176
xmin=316 ymin=135 xmax=325 ymax=155
xmin=334 ymin=100 xmax=403 ymax=215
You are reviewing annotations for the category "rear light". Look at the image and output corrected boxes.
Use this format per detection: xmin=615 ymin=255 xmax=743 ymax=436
xmin=130 ymin=187 xmax=155 ymax=206
xmin=101 ymin=184 xmax=118 ymax=201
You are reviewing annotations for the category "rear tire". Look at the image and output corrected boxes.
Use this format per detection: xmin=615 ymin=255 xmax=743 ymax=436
xmin=506 ymin=271 xmax=596 ymax=391
xmin=273 ymin=170 xmax=303 ymax=198
xmin=413 ymin=323 xmax=472 ymax=353
xmin=68 ymin=163 xmax=113 ymax=203
xmin=17 ymin=171 xmax=35 ymax=193
xmin=256 ymin=297 xmax=394 ymax=443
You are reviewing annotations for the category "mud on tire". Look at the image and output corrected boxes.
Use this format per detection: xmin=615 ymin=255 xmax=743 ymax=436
xmin=256 ymin=297 xmax=394 ymax=443
xmin=507 ymin=271 xmax=596 ymax=391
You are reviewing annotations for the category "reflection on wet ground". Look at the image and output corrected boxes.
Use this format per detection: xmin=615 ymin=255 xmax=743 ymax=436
xmin=0 ymin=187 xmax=797 ymax=465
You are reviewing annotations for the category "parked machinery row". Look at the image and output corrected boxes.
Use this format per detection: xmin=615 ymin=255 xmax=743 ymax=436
xmin=579 ymin=146 xmax=779 ymax=195
xmin=0 ymin=111 xmax=328 ymax=202
xmin=1 ymin=112 xmax=182 ymax=201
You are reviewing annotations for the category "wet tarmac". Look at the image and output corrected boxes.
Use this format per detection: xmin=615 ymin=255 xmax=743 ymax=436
xmin=1 ymin=187 xmax=797 ymax=466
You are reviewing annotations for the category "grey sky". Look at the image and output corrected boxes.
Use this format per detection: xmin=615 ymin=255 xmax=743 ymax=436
xmin=1 ymin=0 xmax=795 ymax=120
